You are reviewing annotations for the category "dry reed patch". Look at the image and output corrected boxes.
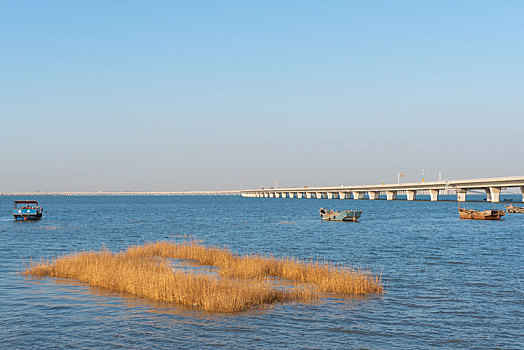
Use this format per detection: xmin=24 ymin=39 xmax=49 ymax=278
xmin=124 ymin=241 xmax=384 ymax=295
xmin=22 ymin=249 xmax=316 ymax=313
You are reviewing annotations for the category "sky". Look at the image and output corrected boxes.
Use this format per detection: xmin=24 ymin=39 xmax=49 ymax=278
xmin=1 ymin=1 xmax=523 ymax=192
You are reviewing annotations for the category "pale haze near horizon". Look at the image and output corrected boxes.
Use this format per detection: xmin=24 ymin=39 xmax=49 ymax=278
xmin=1 ymin=1 xmax=523 ymax=192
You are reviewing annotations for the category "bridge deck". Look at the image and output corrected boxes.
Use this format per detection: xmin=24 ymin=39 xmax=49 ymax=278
xmin=241 ymin=176 xmax=524 ymax=203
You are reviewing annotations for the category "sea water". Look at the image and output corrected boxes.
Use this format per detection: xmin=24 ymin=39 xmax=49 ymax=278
xmin=0 ymin=195 xmax=522 ymax=349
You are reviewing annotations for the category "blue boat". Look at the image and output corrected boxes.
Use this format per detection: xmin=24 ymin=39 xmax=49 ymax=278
xmin=319 ymin=208 xmax=362 ymax=222
xmin=13 ymin=200 xmax=43 ymax=220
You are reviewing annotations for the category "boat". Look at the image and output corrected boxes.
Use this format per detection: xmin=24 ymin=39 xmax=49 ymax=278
xmin=13 ymin=200 xmax=43 ymax=220
xmin=319 ymin=208 xmax=362 ymax=222
xmin=505 ymin=204 xmax=524 ymax=214
xmin=458 ymin=202 xmax=504 ymax=220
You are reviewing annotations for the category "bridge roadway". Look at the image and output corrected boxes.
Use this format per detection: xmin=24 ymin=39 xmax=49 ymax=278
xmin=240 ymin=176 xmax=524 ymax=203
xmin=0 ymin=191 xmax=240 ymax=196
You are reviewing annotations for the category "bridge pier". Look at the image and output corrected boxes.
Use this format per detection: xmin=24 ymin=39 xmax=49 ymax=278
xmin=306 ymin=192 xmax=313 ymax=199
xmin=406 ymin=190 xmax=416 ymax=201
xmin=489 ymin=187 xmax=501 ymax=203
xmin=386 ymin=191 xmax=397 ymax=200
xmin=297 ymin=192 xmax=303 ymax=199
xmin=353 ymin=192 xmax=364 ymax=200
xmin=522 ymin=187 xmax=524 ymax=202
xmin=368 ymin=191 xmax=380 ymax=200
xmin=339 ymin=192 xmax=349 ymax=199
xmin=327 ymin=192 xmax=336 ymax=199
xmin=429 ymin=189 xmax=439 ymax=201
xmin=485 ymin=188 xmax=492 ymax=202
xmin=457 ymin=190 xmax=467 ymax=202
xmin=316 ymin=192 xmax=325 ymax=199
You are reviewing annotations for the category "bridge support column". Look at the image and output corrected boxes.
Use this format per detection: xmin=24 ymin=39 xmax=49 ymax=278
xmin=457 ymin=190 xmax=467 ymax=202
xmin=269 ymin=193 xmax=275 ymax=198
xmin=521 ymin=187 xmax=524 ymax=202
xmin=489 ymin=187 xmax=500 ymax=203
xmin=485 ymin=188 xmax=492 ymax=202
xmin=429 ymin=190 xmax=439 ymax=201
xmin=316 ymin=192 xmax=324 ymax=199
xmin=327 ymin=192 xmax=334 ymax=199
xmin=288 ymin=192 xmax=294 ymax=199
xmin=306 ymin=192 xmax=313 ymax=199
xmin=353 ymin=192 xmax=364 ymax=199
xmin=275 ymin=192 xmax=281 ymax=198
xmin=406 ymin=190 xmax=416 ymax=201
xmin=386 ymin=191 xmax=397 ymax=200
xmin=368 ymin=191 xmax=380 ymax=200
xmin=339 ymin=192 xmax=349 ymax=199
xmin=297 ymin=192 xmax=303 ymax=199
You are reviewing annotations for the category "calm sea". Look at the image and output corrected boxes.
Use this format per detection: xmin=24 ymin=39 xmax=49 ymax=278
xmin=0 ymin=195 xmax=522 ymax=349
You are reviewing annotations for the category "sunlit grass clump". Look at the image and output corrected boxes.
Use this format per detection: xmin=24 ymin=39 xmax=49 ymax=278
xmin=125 ymin=241 xmax=383 ymax=295
xmin=22 ymin=248 xmax=314 ymax=313
xmin=22 ymin=241 xmax=383 ymax=313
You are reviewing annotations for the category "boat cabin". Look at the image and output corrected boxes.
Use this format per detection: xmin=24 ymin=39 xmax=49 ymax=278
xmin=13 ymin=200 xmax=43 ymax=220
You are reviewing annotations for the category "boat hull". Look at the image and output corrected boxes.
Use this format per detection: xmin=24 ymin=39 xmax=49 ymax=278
xmin=13 ymin=210 xmax=43 ymax=220
xmin=459 ymin=208 xmax=505 ymax=220
xmin=320 ymin=210 xmax=362 ymax=222
xmin=505 ymin=205 xmax=524 ymax=214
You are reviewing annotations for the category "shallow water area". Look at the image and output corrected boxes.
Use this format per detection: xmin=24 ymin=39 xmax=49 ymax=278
xmin=1 ymin=195 xmax=522 ymax=349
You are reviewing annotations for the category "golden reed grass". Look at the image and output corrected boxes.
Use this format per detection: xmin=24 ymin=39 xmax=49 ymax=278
xmin=22 ymin=249 xmax=315 ymax=313
xmin=22 ymin=241 xmax=383 ymax=312
xmin=125 ymin=241 xmax=384 ymax=295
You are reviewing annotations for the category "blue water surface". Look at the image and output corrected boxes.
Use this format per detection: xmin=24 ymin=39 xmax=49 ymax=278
xmin=0 ymin=195 xmax=522 ymax=349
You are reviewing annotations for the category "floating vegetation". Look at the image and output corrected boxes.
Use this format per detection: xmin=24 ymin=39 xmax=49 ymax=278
xmin=35 ymin=226 xmax=58 ymax=231
xmin=126 ymin=241 xmax=384 ymax=295
xmin=22 ymin=241 xmax=383 ymax=313
xmin=22 ymin=249 xmax=315 ymax=313
xmin=278 ymin=221 xmax=299 ymax=225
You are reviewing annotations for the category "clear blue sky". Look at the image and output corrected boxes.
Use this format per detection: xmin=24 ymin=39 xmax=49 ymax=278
xmin=1 ymin=1 xmax=523 ymax=192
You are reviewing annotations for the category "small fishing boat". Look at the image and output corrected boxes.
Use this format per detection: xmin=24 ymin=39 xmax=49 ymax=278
xmin=13 ymin=200 xmax=43 ymax=220
xmin=505 ymin=204 xmax=524 ymax=214
xmin=458 ymin=202 xmax=504 ymax=220
xmin=319 ymin=208 xmax=362 ymax=222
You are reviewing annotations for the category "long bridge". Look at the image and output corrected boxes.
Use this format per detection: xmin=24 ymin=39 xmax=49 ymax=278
xmin=240 ymin=176 xmax=524 ymax=203
xmin=0 ymin=190 xmax=240 ymax=196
